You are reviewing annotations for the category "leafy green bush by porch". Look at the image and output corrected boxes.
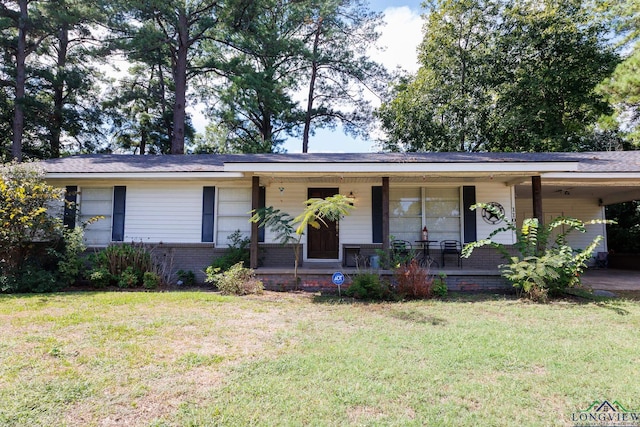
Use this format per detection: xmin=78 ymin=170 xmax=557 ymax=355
xmin=88 ymin=242 xmax=165 ymax=289
xmin=0 ymin=162 xmax=88 ymax=292
xmin=463 ymin=203 xmax=610 ymax=302
xmin=344 ymin=272 xmax=394 ymax=300
xmin=208 ymin=230 xmax=250 ymax=272
xmin=205 ymin=262 xmax=263 ymax=295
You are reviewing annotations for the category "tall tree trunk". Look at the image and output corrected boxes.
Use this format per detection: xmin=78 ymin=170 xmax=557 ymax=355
xmin=51 ymin=23 xmax=69 ymax=158
xmin=171 ymin=11 xmax=188 ymax=155
xmin=12 ymin=0 xmax=28 ymax=162
xmin=263 ymin=111 xmax=273 ymax=152
xmin=302 ymin=18 xmax=323 ymax=154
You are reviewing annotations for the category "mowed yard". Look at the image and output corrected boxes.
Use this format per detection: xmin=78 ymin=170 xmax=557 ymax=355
xmin=1 ymin=291 xmax=640 ymax=427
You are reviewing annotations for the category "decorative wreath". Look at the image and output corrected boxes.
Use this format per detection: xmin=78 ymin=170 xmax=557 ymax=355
xmin=481 ymin=202 xmax=505 ymax=225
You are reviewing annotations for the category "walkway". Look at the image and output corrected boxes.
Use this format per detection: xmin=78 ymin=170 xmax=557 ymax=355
xmin=582 ymin=269 xmax=640 ymax=291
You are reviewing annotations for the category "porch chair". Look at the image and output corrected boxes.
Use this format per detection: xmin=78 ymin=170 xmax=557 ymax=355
xmin=595 ymin=251 xmax=608 ymax=268
xmin=440 ymin=240 xmax=462 ymax=267
xmin=391 ymin=239 xmax=413 ymax=264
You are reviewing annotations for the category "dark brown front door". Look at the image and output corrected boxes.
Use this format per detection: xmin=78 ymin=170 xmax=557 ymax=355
xmin=307 ymin=188 xmax=339 ymax=259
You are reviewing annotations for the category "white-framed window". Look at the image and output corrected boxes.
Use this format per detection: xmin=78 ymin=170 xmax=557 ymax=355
xmin=389 ymin=187 xmax=461 ymax=243
xmin=216 ymin=187 xmax=252 ymax=246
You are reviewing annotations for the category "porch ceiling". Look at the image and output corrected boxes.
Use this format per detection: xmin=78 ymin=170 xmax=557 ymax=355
xmin=257 ymin=172 xmax=529 ymax=185
xmin=515 ymin=182 xmax=640 ymax=205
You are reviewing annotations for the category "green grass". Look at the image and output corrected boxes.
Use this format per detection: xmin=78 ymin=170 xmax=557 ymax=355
xmin=1 ymin=291 xmax=640 ymax=426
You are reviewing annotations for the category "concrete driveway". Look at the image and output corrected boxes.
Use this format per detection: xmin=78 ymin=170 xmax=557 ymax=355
xmin=581 ymin=269 xmax=640 ymax=291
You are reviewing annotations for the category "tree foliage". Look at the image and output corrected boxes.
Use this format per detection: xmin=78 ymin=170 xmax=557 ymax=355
xmin=379 ymin=0 xmax=620 ymax=153
xmin=201 ymin=0 xmax=386 ymax=153
xmin=0 ymin=0 xmax=106 ymax=160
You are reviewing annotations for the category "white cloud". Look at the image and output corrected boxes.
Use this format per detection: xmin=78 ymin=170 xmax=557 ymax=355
xmin=375 ymin=6 xmax=423 ymax=74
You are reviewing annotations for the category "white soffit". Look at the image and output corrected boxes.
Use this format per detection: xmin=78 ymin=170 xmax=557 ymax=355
xmin=224 ymin=161 xmax=579 ymax=174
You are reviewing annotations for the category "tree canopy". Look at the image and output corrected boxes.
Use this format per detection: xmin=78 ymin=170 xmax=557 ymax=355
xmin=379 ymin=0 xmax=621 ymax=153
xmin=1 ymin=0 xmax=639 ymax=158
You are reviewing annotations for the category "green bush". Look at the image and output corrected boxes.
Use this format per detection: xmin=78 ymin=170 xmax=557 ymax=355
xmin=0 ymin=162 xmax=64 ymax=277
xmin=1 ymin=265 xmax=59 ymax=293
xmin=143 ymin=272 xmax=161 ymax=289
xmin=209 ymin=230 xmax=250 ymax=272
xmin=89 ymin=268 xmax=112 ymax=288
xmin=463 ymin=203 xmax=610 ymax=301
xmin=89 ymin=242 xmax=165 ymax=289
xmin=345 ymin=272 xmax=393 ymax=300
xmin=432 ymin=273 xmax=448 ymax=298
xmin=118 ymin=266 xmax=139 ymax=288
xmin=57 ymin=226 xmax=88 ymax=286
xmin=0 ymin=162 xmax=81 ymax=293
xmin=176 ymin=269 xmax=196 ymax=286
xmin=205 ymin=262 xmax=263 ymax=295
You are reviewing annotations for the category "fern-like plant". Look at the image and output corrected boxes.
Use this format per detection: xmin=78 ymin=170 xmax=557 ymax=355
xmin=250 ymin=194 xmax=354 ymax=288
xmin=462 ymin=203 xmax=612 ymax=300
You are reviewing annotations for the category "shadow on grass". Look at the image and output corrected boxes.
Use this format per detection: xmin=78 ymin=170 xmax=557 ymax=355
xmin=312 ymin=289 xmax=634 ymax=316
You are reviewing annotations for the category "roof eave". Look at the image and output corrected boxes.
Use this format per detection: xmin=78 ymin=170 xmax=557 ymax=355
xmin=224 ymin=161 xmax=579 ymax=174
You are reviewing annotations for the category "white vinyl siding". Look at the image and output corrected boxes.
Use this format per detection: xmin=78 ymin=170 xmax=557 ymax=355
xmin=476 ymin=183 xmax=516 ymax=244
xmin=516 ymin=197 xmax=607 ymax=253
xmin=80 ymin=187 xmax=113 ymax=246
xmin=124 ymin=184 xmax=202 ymax=243
xmin=216 ymin=187 xmax=251 ymax=246
xmin=338 ymin=183 xmax=373 ymax=244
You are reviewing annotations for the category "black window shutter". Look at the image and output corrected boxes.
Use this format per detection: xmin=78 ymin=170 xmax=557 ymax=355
xmin=201 ymin=187 xmax=215 ymax=242
xmin=112 ymin=186 xmax=126 ymax=242
xmin=463 ymin=186 xmax=477 ymax=243
xmin=372 ymin=186 xmax=383 ymax=243
xmin=258 ymin=186 xmax=266 ymax=243
xmin=63 ymin=186 xmax=78 ymax=229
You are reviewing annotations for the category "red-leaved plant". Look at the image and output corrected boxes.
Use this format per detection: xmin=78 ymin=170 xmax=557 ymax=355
xmin=395 ymin=259 xmax=433 ymax=299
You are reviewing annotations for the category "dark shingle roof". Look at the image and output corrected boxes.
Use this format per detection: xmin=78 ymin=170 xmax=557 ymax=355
xmin=40 ymin=151 xmax=640 ymax=174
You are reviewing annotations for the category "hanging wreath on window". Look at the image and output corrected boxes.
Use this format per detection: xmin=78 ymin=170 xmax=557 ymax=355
xmin=481 ymin=202 xmax=505 ymax=225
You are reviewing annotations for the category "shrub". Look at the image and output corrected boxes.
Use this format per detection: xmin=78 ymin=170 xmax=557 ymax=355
xmin=395 ymin=259 xmax=432 ymax=299
xmin=176 ymin=269 xmax=196 ymax=286
xmin=0 ymin=162 xmax=73 ymax=293
xmin=89 ymin=242 xmax=165 ymax=289
xmin=463 ymin=203 xmax=610 ymax=301
xmin=89 ymin=268 xmax=112 ymax=288
xmin=205 ymin=262 xmax=263 ymax=295
xmin=0 ymin=162 xmax=64 ymax=276
xmin=345 ymin=272 xmax=393 ymax=300
xmin=143 ymin=272 xmax=161 ymax=289
xmin=91 ymin=243 xmax=153 ymax=278
xmin=2 ymin=265 xmax=59 ymax=293
xmin=118 ymin=266 xmax=139 ymax=288
xmin=57 ymin=226 xmax=88 ymax=286
xmin=432 ymin=273 xmax=448 ymax=298
xmin=209 ymin=230 xmax=250 ymax=272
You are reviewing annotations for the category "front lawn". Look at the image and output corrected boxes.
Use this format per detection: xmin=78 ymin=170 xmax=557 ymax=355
xmin=1 ymin=291 xmax=639 ymax=426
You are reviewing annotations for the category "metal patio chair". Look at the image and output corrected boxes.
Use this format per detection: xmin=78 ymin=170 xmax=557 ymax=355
xmin=440 ymin=240 xmax=462 ymax=267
